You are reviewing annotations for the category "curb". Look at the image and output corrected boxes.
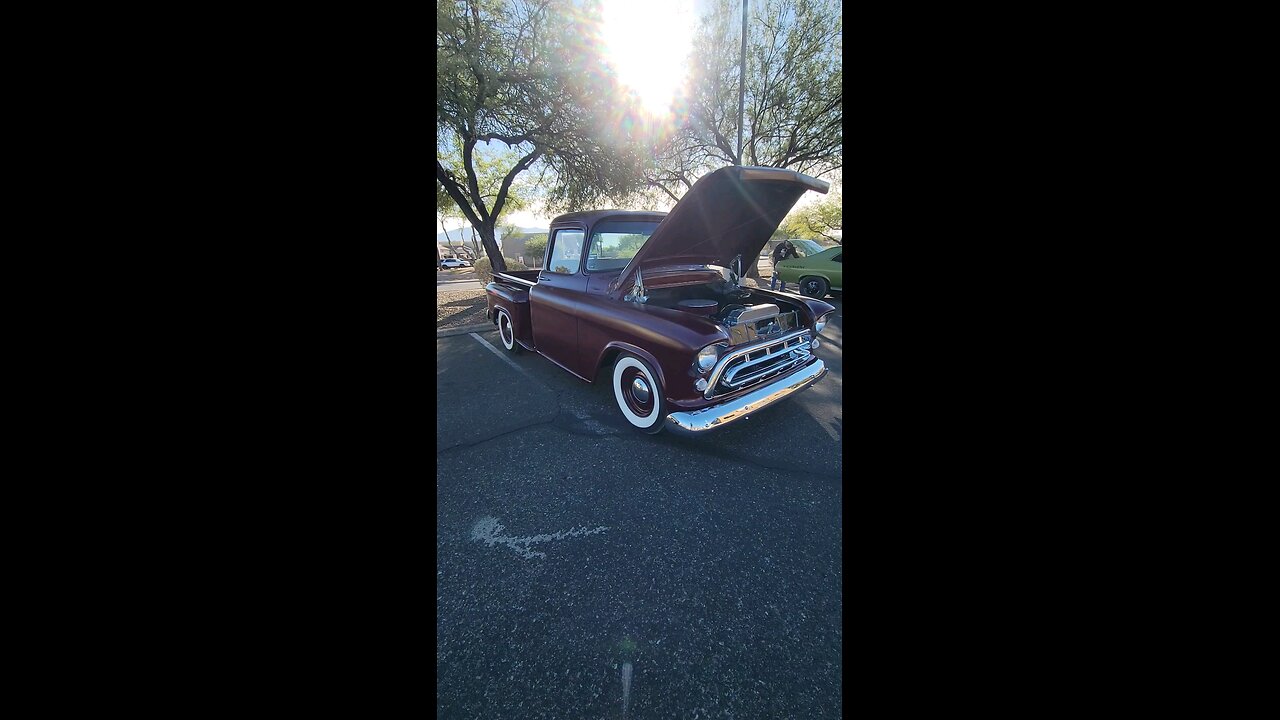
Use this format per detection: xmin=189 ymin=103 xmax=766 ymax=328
xmin=437 ymin=323 xmax=497 ymax=338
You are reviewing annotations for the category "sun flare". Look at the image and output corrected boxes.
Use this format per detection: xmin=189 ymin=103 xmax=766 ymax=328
xmin=600 ymin=0 xmax=696 ymax=115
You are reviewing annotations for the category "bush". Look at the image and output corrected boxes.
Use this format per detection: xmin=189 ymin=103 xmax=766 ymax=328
xmin=472 ymin=256 xmax=528 ymax=285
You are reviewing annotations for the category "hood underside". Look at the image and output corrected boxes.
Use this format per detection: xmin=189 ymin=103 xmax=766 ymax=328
xmin=612 ymin=166 xmax=828 ymax=295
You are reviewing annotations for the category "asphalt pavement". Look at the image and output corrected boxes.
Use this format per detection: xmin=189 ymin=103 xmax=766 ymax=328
xmin=437 ymin=300 xmax=843 ymax=719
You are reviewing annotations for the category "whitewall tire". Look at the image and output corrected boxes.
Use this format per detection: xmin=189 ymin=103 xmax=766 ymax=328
xmin=496 ymin=309 xmax=520 ymax=352
xmin=612 ymin=354 xmax=666 ymax=434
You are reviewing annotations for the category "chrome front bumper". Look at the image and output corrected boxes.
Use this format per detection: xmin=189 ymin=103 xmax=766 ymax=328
xmin=664 ymin=359 xmax=827 ymax=436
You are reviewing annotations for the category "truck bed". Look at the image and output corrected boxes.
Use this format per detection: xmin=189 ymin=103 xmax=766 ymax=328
xmin=486 ymin=269 xmax=537 ymax=350
xmin=493 ymin=269 xmax=539 ymax=287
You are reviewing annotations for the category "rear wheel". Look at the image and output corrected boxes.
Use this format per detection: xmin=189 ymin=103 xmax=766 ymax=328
xmin=612 ymin=354 xmax=666 ymax=434
xmin=496 ymin=308 xmax=521 ymax=353
xmin=800 ymin=276 xmax=829 ymax=299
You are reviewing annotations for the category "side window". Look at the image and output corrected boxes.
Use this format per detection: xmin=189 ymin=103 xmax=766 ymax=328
xmin=833 ymin=254 xmax=841 ymax=263
xmin=546 ymin=230 xmax=585 ymax=274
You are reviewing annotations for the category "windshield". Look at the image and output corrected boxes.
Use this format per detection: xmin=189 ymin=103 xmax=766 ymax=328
xmin=587 ymin=220 xmax=662 ymax=271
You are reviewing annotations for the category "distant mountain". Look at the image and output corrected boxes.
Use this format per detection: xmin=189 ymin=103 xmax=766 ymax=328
xmin=436 ymin=226 xmax=547 ymax=245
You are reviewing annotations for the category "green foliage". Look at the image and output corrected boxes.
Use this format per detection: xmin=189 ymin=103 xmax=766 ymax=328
xmin=783 ymin=189 xmax=842 ymax=244
xmin=523 ymin=236 xmax=548 ymax=265
xmin=616 ymin=234 xmax=647 ymax=256
xmin=439 ymin=143 xmax=532 ymax=216
xmin=437 ymin=180 xmax=456 ymax=216
xmin=472 ymin=256 xmax=528 ymax=285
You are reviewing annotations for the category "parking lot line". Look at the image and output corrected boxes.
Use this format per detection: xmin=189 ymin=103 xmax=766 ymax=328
xmin=470 ymin=332 xmax=540 ymax=383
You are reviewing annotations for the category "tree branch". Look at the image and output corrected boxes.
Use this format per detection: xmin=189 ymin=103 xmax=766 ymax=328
xmin=491 ymin=148 xmax=543 ymax=218
xmin=436 ymin=161 xmax=484 ymax=230
xmin=645 ymin=177 xmax=682 ymax=203
xmin=461 ymin=139 xmax=489 ymax=224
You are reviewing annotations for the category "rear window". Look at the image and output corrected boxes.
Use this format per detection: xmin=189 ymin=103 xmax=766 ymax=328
xmin=546 ymin=230 xmax=585 ymax=274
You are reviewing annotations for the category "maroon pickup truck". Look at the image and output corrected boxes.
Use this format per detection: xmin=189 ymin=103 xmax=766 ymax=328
xmin=485 ymin=165 xmax=836 ymax=435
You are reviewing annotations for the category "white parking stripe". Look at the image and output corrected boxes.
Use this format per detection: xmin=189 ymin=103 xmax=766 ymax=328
xmin=470 ymin=332 xmax=540 ymax=382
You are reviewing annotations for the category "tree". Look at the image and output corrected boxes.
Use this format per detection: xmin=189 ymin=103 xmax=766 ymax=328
xmin=783 ymin=183 xmax=842 ymax=243
xmin=523 ymin=235 xmax=547 ymax=265
xmin=639 ymin=0 xmax=842 ymax=201
xmin=437 ymin=134 xmax=531 ymax=261
xmin=436 ymin=0 xmax=652 ymax=272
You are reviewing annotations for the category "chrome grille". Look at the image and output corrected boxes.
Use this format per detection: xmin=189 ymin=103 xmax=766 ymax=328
xmin=705 ymin=329 xmax=812 ymax=398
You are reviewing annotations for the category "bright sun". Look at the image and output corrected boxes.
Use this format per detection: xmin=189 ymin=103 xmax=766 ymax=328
xmin=600 ymin=0 xmax=696 ymax=115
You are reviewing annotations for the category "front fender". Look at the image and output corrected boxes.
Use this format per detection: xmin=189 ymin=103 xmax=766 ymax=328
xmin=596 ymin=341 xmax=668 ymax=393
xmin=798 ymin=294 xmax=836 ymax=321
xmin=577 ymin=298 xmax=728 ymax=399
xmin=753 ymin=288 xmax=834 ymax=323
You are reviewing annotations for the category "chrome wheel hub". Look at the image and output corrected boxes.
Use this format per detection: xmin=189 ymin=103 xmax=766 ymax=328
xmin=631 ymin=377 xmax=650 ymax=403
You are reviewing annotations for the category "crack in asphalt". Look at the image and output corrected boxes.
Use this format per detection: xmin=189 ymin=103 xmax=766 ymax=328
xmin=435 ymin=415 xmax=561 ymax=454
xmin=435 ymin=398 xmax=623 ymax=455
xmin=435 ymin=395 xmax=567 ymax=455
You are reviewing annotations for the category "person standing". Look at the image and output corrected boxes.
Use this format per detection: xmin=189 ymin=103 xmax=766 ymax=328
xmin=770 ymin=240 xmax=798 ymax=291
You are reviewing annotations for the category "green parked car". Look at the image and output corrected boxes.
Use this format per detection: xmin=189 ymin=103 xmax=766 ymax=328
xmin=775 ymin=245 xmax=843 ymax=299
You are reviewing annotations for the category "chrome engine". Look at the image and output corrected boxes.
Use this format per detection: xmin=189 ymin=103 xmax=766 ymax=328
xmin=658 ymin=275 xmax=802 ymax=347
xmin=656 ymin=264 xmax=813 ymax=396
xmin=716 ymin=302 xmax=797 ymax=345
xmin=724 ymin=303 xmax=779 ymax=326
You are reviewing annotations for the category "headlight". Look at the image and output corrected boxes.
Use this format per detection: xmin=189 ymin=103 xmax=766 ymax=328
xmin=696 ymin=345 xmax=719 ymax=373
xmin=814 ymin=312 xmax=833 ymax=335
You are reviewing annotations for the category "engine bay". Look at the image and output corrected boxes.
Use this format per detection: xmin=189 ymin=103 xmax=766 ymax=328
xmin=644 ymin=281 xmax=802 ymax=344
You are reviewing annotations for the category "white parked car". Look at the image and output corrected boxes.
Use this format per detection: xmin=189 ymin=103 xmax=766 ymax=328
xmin=441 ymin=258 xmax=471 ymax=268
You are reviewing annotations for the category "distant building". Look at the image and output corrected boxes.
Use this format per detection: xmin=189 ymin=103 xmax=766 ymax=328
xmin=500 ymin=233 xmax=531 ymax=263
xmin=501 ymin=231 xmax=548 ymax=267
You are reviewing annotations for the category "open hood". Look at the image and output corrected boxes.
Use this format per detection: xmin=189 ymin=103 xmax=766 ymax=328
xmin=612 ymin=166 xmax=829 ymax=293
